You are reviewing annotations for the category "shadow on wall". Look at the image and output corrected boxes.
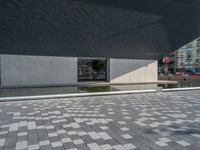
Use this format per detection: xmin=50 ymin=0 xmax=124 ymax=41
xmin=109 ymin=59 xmax=158 ymax=83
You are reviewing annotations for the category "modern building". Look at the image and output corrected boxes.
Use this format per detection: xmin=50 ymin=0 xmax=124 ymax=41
xmin=176 ymin=37 xmax=200 ymax=69
xmin=0 ymin=0 xmax=200 ymax=87
xmin=158 ymin=37 xmax=200 ymax=74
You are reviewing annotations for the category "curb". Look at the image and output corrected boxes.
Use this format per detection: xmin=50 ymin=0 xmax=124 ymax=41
xmin=0 ymin=87 xmax=200 ymax=102
xmin=0 ymin=89 xmax=156 ymax=102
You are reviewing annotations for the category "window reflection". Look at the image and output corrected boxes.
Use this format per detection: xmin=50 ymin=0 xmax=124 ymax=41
xmin=78 ymin=58 xmax=107 ymax=81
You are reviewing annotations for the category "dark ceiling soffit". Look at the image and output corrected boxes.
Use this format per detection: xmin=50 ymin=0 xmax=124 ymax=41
xmin=75 ymin=0 xmax=195 ymax=15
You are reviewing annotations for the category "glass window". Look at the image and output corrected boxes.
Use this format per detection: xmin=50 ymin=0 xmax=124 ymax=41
xmin=78 ymin=58 xmax=107 ymax=82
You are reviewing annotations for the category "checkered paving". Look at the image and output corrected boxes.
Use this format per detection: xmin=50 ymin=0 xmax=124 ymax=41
xmin=0 ymin=90 xmax=200 ymax=150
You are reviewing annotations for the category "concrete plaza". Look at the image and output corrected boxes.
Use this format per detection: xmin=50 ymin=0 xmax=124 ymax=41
xmin=0 ymin=90 xmax=200 ymax=150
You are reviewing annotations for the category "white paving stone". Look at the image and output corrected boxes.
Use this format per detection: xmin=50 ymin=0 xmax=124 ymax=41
xmin=73 ymin=139 xmax=84 ymax=145
xmin=61 ymin=138 xmax=72 ymax=143
xmin=39 ymin=140 xmax=50 ymax=146
xmin=100 ymin=144 xmax=113 ymax=150
xmin=112 ymin=145 xmax=126 ymax=150
xmin=87 ymin=143 xmax=102 ymax=150
xmin=48 ymin=132 xmax=58 ymax=137
xmin=16 ymin=141 xmax=27 ymax=150
xmin=18 ymin=132 xmax=27 ymax=137
xmin=155 ymin=141 xmax=168 ymax=147
xmin=176 ymin=140 xmax=191 ymax=147
xmin=123 ymin=143 xmax=137 ymax=150
xmin=28 ymin=122 xmax=36 ymax=130
xmin=9 ymin=123 xmax=18 ymax=132
xmin=88 ymin=132 xmax=101 ymax=140
xmin=0 ymin=139 xmax=5 ymax=147
xmin=120 ymin=127 xmax=130 ymax=131
xmin=28 ymin=144 xmax=40 ymax=150
xmin=98 ymin=132 xmax=112 ymax=140
xmin=122 ymin=134 xmax=132 ymax=139
xmin=100 ymin=126 xmax=109 ymax=130
xmin=77 ymin=131 xmax=87 ymax=136
xmin=51 ymin=141 xmax=63 ymax=148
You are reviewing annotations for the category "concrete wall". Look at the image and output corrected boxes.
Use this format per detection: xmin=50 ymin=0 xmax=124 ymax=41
xmin=0 ymin=55 xmax=158 ymax=86
xmin=0 ymin=55 xmax=77 ymax=86
xmin=109 ymin=59 xmax=158 ymax=83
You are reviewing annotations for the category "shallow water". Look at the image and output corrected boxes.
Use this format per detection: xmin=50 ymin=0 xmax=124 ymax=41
xmin=0 ymin=82 xmax=200 ymax=97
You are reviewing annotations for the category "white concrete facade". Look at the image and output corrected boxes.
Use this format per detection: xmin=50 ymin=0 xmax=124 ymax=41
xmin=0 ymin=55 xmax=77 ymax=86
xmin=0 ymin=55 xmax=158 ymax=86
xmin=109 ymin=59 xmax=158 ymax=83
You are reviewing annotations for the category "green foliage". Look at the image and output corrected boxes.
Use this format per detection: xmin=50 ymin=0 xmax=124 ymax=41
xmin=86 ymin=60 xmax=106 ymax=71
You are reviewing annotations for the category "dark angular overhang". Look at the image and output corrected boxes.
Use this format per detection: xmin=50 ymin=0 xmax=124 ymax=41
xmin=0 ymin=0 xmax=200 ymax=59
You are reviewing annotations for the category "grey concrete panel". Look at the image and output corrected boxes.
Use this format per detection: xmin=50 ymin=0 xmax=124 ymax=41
xmin=0 ymin=55 xmax=77 ymax=86
xmin=109 ymin=59 xmax=158 ymax=83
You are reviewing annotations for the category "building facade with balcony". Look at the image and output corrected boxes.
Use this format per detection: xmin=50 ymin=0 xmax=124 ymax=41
xmin=176 ymin=38 xmax=200 ymax=69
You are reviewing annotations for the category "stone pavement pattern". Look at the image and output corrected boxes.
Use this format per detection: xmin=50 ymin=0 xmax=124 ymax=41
xmin=0 ymin=90 xmax=200 ymax=150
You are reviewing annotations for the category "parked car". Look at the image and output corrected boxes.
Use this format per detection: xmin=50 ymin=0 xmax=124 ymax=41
xmin=184 ymin=69 xmax=200 ymax=76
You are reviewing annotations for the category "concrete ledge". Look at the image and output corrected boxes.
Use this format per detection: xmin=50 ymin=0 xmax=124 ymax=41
xmin=0 ymin=80 xmax=177 ymax=89
xmin=163 ymin=87 xmax=200 ymax=92
xmin=0 ymin=86 xmax=200 ymax=102
xmin=0 ymin=89 xmax=157 ymax=102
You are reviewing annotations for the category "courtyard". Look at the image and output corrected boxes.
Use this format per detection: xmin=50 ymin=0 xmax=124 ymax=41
xmin=0 ymin=90 xmax=200 ymax=150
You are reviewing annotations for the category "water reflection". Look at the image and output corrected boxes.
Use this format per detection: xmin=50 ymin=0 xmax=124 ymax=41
xmin=159 ymin=82 xmax=200 ymax=89
xmin=0 ymin=82 xmax=200 ymax=97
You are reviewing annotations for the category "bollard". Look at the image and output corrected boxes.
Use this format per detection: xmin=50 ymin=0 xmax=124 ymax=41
xmin=156 ymin=86 xmax=163 ymax=92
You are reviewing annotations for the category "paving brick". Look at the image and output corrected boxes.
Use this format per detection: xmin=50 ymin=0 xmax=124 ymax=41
xmin=0 ymin=90 xmax=200 ymax=150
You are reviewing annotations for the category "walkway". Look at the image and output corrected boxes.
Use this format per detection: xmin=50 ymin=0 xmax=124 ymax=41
xmin=0 ymin=90 xmax=200 ymax=150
